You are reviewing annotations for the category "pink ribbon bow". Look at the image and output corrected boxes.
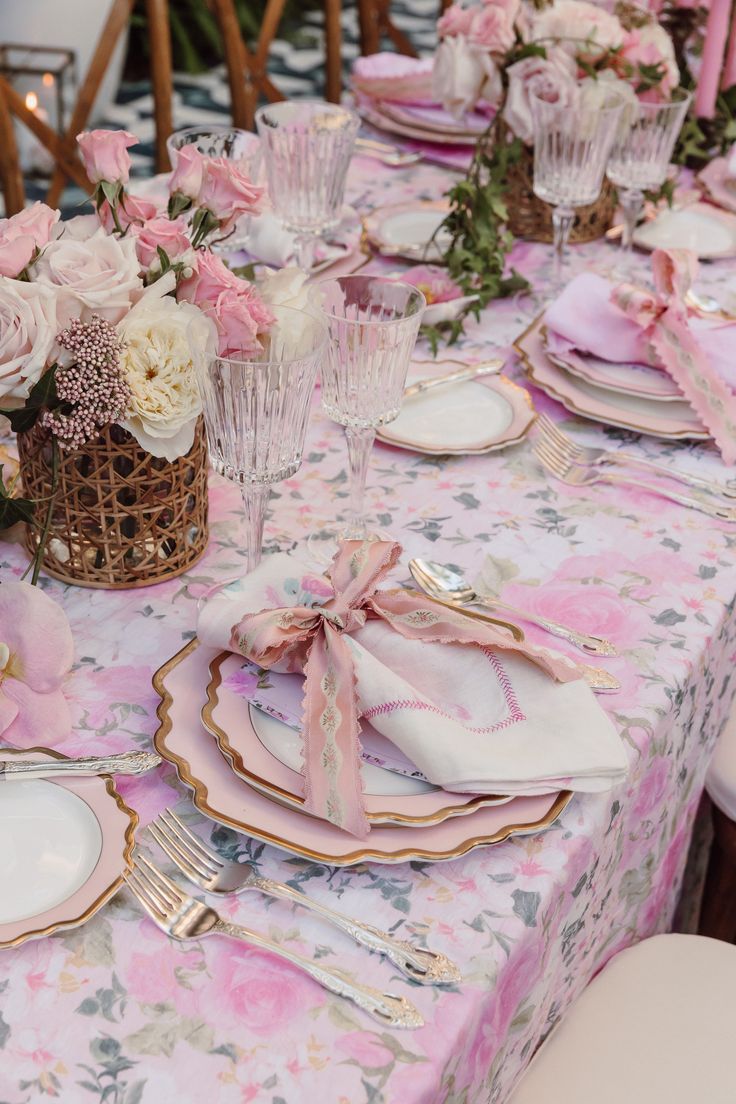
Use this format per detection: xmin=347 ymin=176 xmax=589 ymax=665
xmin=230 ymin=540 xmax=583 ymax=838
xmin=612 ymin=248 xmax=736 ymax=464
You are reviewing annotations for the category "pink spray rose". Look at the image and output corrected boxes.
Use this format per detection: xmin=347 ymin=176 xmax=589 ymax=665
xmin=0 ymin=203 xmax=59 ymax=278
xmin=469 ymin=0 xmax=518 ymax=52
xmin=438 ymin=2 xmax=476 ymax=37
xmin=0 ymin=581 xmax=74 ymax=748
xmin=132 ymin=214 xmax=193 ymax=271
xmin=76 ymin=129 xmax=138 ymax=184
xmin=196 ymin=158 xmax=265 ymax=229
xmin=178 ymin=251 xmax=273 ymax=357
xmin=169 ymin=143 xmax=207 ymax=200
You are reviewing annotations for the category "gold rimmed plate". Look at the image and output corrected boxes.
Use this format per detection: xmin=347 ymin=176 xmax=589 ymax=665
xmin=153 ymin=640 xmax=571 ymax=866
xmin=0 ymin=748 xmax=137 ymax=949
xmin=202 ymin=650 xmax=512 ymax=828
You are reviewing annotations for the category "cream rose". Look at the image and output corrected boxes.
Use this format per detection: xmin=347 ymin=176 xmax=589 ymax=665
xmin=33 ymin=226 xmax=143 ymax=324
xmin=432 ymin=34 xmax=502 ymax=119
xmin=503 ymin=48 xmax=578 ymax=143
xmin=259 ymin=267 xmax=319 ymax=313
xmin=0 ymin=278 xmax=59 ymax=402
xmin=117 ymin=280 xmax=205 ymax=461
xmin=531 ymin=0 xmax=624 ymax=54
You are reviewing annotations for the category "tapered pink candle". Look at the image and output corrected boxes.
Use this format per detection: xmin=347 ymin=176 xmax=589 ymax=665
xmin=722 ymin=8 xmax=736 ymax=89
xmin=696 ymin=0 xmax=732 ymax=118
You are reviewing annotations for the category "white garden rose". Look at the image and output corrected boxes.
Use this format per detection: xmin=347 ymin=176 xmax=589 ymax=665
xmin=117 ymin=280 xmax=206 ymax=461
xmin=259 ymin=267 xmax=317 ymax=313
xmin=432 ymin=34 xmax=502 ymax=120
xmin=0 ymin=278 xmax=58 ymax=402
xmin=34 ymin=226 xmax=143 ymax=324
xmin=50 ymin=214 xmax=100 ymax=242
xmin=503 ymin=48 xmax=578 ymax=143
xmin=531 ymin=0 xmax=624 ymax=54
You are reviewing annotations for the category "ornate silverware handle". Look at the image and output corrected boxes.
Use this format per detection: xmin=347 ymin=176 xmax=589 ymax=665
xmin=212 ymin=920 xmax=424 ymax=1027
xmin=600 ymin=471 xmax=736 ymax=521
xmin=477 ymin=597 xmax=617 ymax=657
xmin=404 ymin=360 xmax=502 ymax=399
xmin=610 ymin=451 xmax=736 ymax=501
xmin=2 ymin=750 xmax=161 ymax=781
xmin=253 ymin=875 xmax=460 ymax=986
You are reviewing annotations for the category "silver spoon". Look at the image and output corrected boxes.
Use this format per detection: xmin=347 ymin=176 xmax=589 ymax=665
xmin=409 ymin=559 xmax=617 ymax=658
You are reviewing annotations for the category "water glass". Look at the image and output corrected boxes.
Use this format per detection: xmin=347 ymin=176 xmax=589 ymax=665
xmin=191 ymin=306 xmax=327 ymax=572
xmin=255 ymin=100 xmax=360 ymax=271
xmin=319 ymin=275 xmax=425 ymax=540
xmin=607 ymin=90 xmax=693 ymax=264
xmin=530 ymin=82 xmax=624 ymax=289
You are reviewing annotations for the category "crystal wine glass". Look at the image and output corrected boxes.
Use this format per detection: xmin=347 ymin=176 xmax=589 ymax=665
xmin=319 ymin=275 xmax=425 ymax=541
xmin=607 ymin=90 xmax=693 ymax=265
xmin=530 ymin=82 xmax=624 ymax=290
xmin=191 ymin=306 xmax=327 ymax=573
xmin=255 ymin=100 xmax=360 ymax=271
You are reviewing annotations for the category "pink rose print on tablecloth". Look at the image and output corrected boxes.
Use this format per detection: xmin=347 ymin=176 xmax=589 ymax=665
xmin=206 ymin=942 xmax=323 ymax=1034
xmin=0 ymin=581 xmax=73 ymax=747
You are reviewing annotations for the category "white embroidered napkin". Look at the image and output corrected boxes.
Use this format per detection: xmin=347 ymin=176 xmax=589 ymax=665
xmin=198 ymin=555 xmax=628 ymax=797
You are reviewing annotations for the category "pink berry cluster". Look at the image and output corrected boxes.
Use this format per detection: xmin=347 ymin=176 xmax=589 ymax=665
xmin=41 ymin=315 xmax=131 ymax=450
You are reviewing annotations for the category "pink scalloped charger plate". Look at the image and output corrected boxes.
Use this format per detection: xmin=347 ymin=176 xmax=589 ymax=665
xmin=0 ymin=749 xmax=136 ymax=949
xmin=153 ymin=641 xmax=570 ymax=866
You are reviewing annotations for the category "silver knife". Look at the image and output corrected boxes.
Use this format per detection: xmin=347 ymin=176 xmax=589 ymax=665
xmin=404 ymin=360 xmax=504 ymax=400
xmin=0 ymin=750 xmax=161 ymax=782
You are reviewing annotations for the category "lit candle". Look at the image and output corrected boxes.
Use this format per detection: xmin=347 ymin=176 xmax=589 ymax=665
xmin=20 ymin=90 xmax=54 ymax=174
xmin=696 ymin=0 xmax=733 ymax=118
xmin=722 ymin=8 xmax=736 ymax=89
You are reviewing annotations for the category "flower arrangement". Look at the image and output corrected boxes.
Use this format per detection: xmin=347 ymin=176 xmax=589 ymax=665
xmin=0 ymin=127 xmax=308 ymax=584
xmin=428 ymin=0 xmax=684 ymax=345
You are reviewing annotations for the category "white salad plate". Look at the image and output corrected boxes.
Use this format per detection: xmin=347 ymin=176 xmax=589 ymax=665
xmin=377 ymin=361 xmax=536 ymax=455
xmin=364 ymin=200 xmax=451 ymax=261
xmin=633 ymin=202 xmax=736 ymax=260
xmin=544 ymin=335 xmax=683 ymax=401
xmin=0 ymin=749 xmax=136 ymax=949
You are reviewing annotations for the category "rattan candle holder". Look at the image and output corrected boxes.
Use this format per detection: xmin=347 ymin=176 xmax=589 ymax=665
xmin=17 ymin=419 xmax=209 ymax=589
xmin=497 ymin=122 xmax=616 ymax=244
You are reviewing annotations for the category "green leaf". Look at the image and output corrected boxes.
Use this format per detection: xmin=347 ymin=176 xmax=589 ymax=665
xmin=0 ymin=364 xmax=59 ymax=433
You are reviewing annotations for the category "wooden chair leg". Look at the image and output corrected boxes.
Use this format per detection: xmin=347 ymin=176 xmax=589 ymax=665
xmin=145 ymin=0 xmax=174 ymax=172
xmin=0 ymin=84 xmax=25 ymax=216
xmin=211 ymin=0 xmax=253 ymax=129
xmin=46 ymin=0 xmax=135 ymax=207
xmin=0 ymin=77 xmax=92 ymax=194
xmin=324 ymin=0 xmax=343 ymax=103
xmin=699 ymin=804 xmax=736 ymax=943
xmin=358 ymin=0 xmax=381 ymax=55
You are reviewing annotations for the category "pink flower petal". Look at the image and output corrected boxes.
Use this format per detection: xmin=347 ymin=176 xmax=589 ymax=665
xmin=1 ymin=681 xmax=72 ymax=748
xmin=0 ymin=581 xmax=73 ymax=693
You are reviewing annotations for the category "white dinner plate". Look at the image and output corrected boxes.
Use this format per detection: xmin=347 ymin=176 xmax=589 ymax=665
xmin=633 ymin=202 xmax=736 ymax=260
xmin=364 ymin=201 xmax=451 ymax=261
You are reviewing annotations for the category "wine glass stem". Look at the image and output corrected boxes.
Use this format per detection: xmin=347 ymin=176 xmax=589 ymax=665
xmin=294 ymin=233 xmax=316 ymax=272
xmin=344 ymin=425 xmax=375 ymax=540
xmin=552 ymin=205 xmax=575 ymax=291
xmin=620 ymin=188 xmax=644 ymax=260
xmin=240 ymin=483 xmax=270 ymax=573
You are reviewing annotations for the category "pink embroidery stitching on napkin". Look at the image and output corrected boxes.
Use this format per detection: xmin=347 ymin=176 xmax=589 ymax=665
xmin=362 ymin=649 xmax=526 ymax=733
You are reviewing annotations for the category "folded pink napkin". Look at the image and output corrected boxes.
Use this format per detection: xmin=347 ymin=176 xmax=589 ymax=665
xmin=544 ymin=249 xmax=736 ymax=462
xmin=198 ymin=540 xmax=626 ymax=837
xmin=352 ymin=53 xmax=435 ymax=104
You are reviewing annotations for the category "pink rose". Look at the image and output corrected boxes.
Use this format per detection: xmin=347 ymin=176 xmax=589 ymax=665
xmin=197 ymin=158 xmax=264 ymax=228
xmin=34 ymin=227 xmax=143 ymax=325
xmin=206 ymin=944 xmax=322 ymax=1034
xmin=0 ymin=278 xmax=59 ymax=401
xmin=169 ymin=143 xmax=207 ymax=200
xmin=132 ymin=214 xmax=192 ymax=271
xmin=76 ymin=128 xmax=138 ymax=184
xmin=621 ymin=24 xmax=679 ymax=96
xmin=500 ymin=580 xmax=644 ymax=649
xmin=0 ymin=581 xmax=74 ymax=748
xmin=469 ymin=1 xmax=517 ymax=52
xmin=503 ymin=47 xmax=578 ymax=143
xmin=438 ymin=2 xmax=476 ymax=37
xmin=179 ymin=251 xmax=273 ymax=357
xmin=98 ymin=192 xmax=158 ymax=234
xmin=403 ymin=264 xmax=462 ymax=304
xmin=0 ymin=202 xmax=59 ymax=277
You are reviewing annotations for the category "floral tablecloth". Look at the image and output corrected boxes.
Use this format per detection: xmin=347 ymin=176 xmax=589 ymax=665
xmin=2 ymin=154 xmax=736 ymax=1104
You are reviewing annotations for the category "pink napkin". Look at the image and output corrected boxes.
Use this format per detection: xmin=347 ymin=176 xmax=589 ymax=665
xmin=545 ymin=271 xmax=736 ymax=390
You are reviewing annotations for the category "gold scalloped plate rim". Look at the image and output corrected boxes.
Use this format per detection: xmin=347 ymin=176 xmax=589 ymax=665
xmin=0 ymin=748 xmax=138 ymax=949
xmin=202 ymin=650 xmax=515 ymax=827
xmin=153 ymin=640 xmax=572 ymax=866
xmin=514 ymin=314 xmax=711 ymax=441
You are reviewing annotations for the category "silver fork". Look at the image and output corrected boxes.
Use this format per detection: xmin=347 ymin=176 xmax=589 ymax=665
xmin=125 ymin=852 xmax=424 ymax=1028
xmin=355 ymin=137 xmax=422 ymax=167
xmin=149 ymin=810 xmax=460 ymax=986
xmin=537 ymin=413 xmax=736 ymax=501
xmin=533 ymin=436 xmax=736 ymax=521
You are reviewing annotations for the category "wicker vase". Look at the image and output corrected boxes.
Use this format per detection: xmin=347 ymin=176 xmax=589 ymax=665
xmin=17 ymin=419 xmax=209 ymax=589
xmin=496 ymin=122 xmax=616 ymax=244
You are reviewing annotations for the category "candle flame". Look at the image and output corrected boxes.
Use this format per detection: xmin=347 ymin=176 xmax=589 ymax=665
xmin=42 ymin=72 xmax=54 ymax=87
xmin=25 ymin=91 xmax=38 ymax=111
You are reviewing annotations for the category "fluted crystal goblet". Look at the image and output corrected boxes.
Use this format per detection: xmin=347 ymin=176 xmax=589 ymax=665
xmin=191 ymin=306 xmax=327 ymax=572
xmin=319 ymin=275 xmax=425 ymax=541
